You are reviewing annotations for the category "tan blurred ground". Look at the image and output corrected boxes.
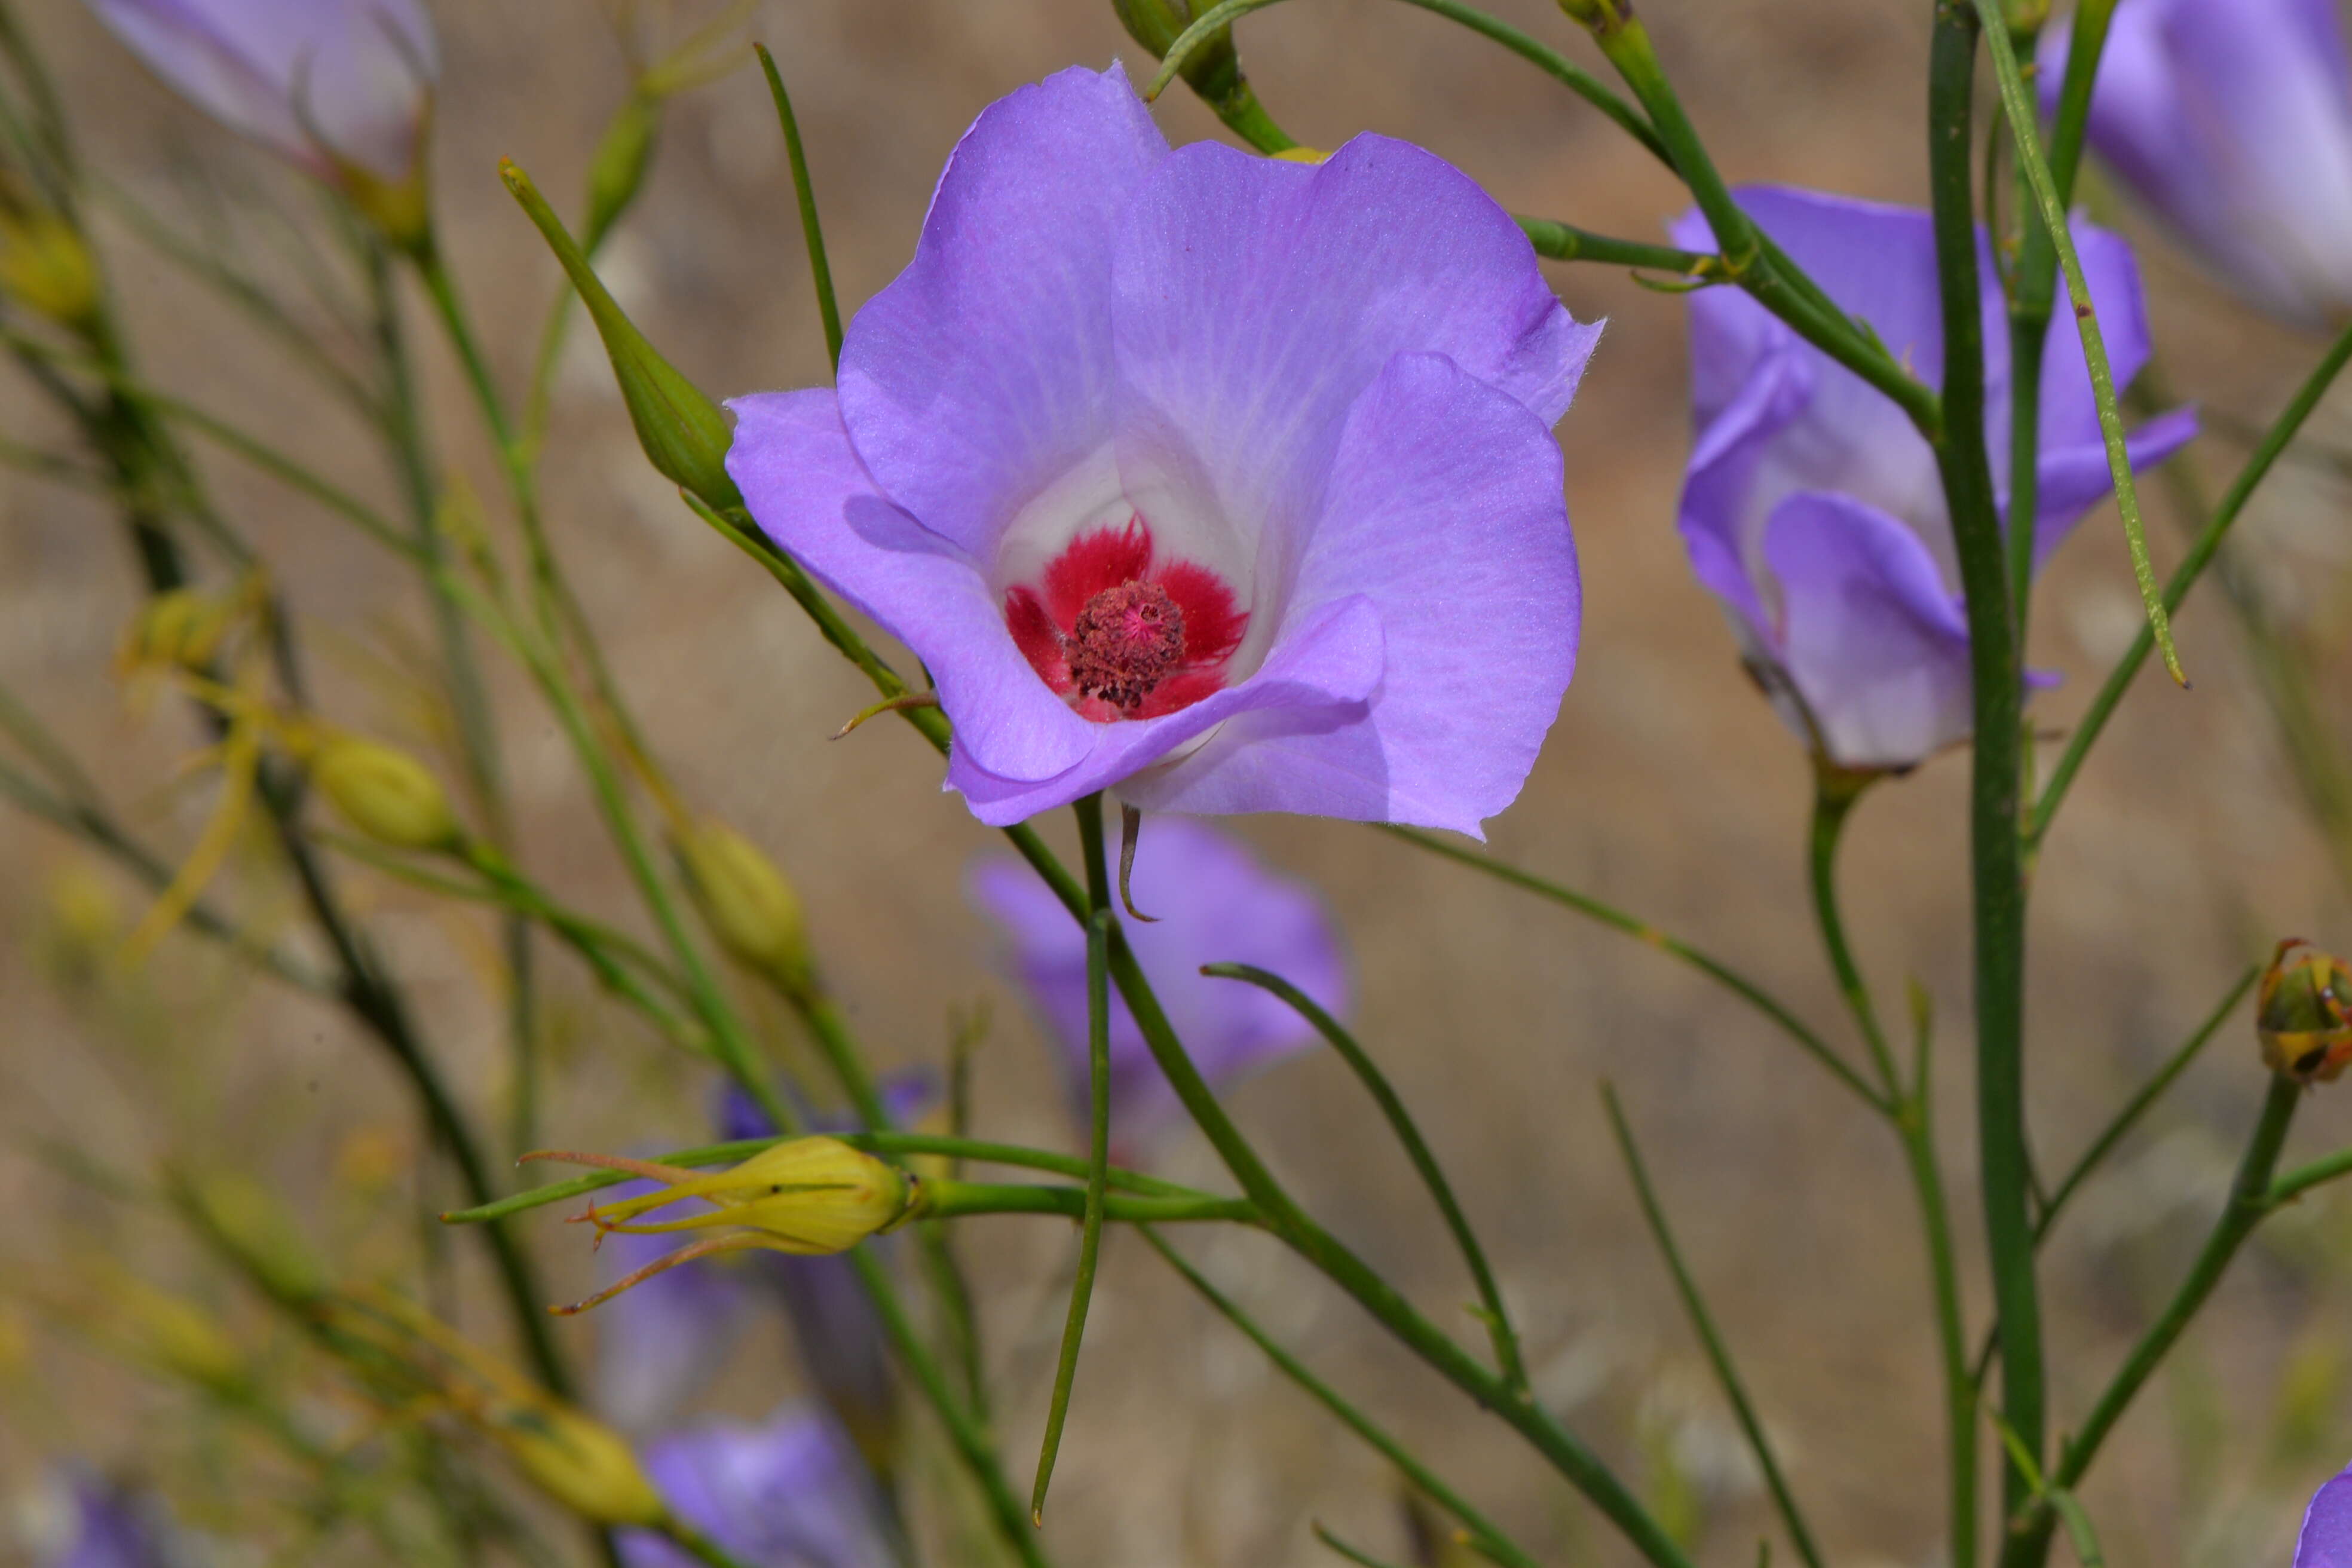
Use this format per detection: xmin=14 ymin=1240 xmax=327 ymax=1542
xmin=6 ymin=2 xmax=2352 ymax=1565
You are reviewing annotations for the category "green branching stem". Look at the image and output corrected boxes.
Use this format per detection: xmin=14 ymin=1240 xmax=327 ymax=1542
xmin=1603 ymin=1086 xmax=1825 ymax=1568
xmin=2029 ymin=315 xmax=2352 ymax=848
xmin=1202 ymin=961 xmax=1524 ymax=1388
xmin=1930 ymin=10 xmax=2042 ymax=1563
xmin=1974 ymin=0 xmax=2180 ymax=682
xmin=1141 ymin=1226 xmax=1541 ymax=1568
xmin=1380 ymin=825 xmax=1885 ymax=1113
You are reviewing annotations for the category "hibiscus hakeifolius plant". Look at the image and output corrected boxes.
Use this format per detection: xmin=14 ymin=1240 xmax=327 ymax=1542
xmin=727 ymin=65 xmax=1598 ymax=834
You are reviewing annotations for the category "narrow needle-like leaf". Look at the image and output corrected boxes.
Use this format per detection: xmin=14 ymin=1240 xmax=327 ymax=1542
xmin=1974 ymin=0 xmax=2183 ymax=684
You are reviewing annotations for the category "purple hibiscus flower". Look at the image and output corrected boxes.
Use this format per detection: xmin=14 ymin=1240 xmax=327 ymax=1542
xmin=85 ymin=0 xmax=437 ymax=185
xmin=619 ymin=1404 xmax=896 ymax=1568
xmin=1674 ymin=186 xmax=2197 ymax=769
xmin=593 ymin=1181 xmax=752 ymax=1435
xmin=2043 ymin=0 xmax=2352 ymax=329
xmin=969 ymin=815 xmax=1347 ymax=1148
xmin=2299 ymin=1461 xmax=2352 ymax=1567
xmin=727 ymin=63 xmax=1597 ymax=834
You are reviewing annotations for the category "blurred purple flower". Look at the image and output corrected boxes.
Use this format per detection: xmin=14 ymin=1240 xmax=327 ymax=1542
xmin=86 ymin=0 xmax=437 ymax=183
xmin=620 ymin=1405 xmax=896 ymax=1568
xmin=44 ymin=1471 xmax=176 ymax=1568
xmin=2299 ymin=1462 xmax=2352 ymax=1567
xmin=2043 ymin=0 xmax=2352 ymax=328
xmin=727 ymin=64 xmax=1597 ymax=835
xmin=969 ymin=815 xmax=1346 ymax=1147
xmin=1674 ymin=186 xmax=2196 ymax=769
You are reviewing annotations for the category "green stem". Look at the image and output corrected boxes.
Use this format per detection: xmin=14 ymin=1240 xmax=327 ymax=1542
xmin=1603 ymin=1085 xmax=1825 ymax=1568
xmin=1203 ymin=961 xmax=1524 ymax=1388
xmin=1031 ymin=795 xmax=1117 ymax=1524
xmin=1930 ymin=11 xmax=2039 ymax=1563
xmin=1144 ymin=1224 xmax=1540 ymax=1568
xmin=659 ymin=1518 xmax=761 ymax=1568
xmin=1381 ymin=824 xmax=1885 ymax=1112
xmin=920 ymin=1180 xmax=1258 ymax=1226
xmin=1807 ymin=773 xmax=1976 ymax=1568
xmin=2008 ymin=1076 xmax=2302 ymax=1565
xmin=2029 ymin=314 xmax=2352 ymax=847
xmin=368 ymin=240 xmax=538 ymax=1155
xmin=1516 ymin=216 xmax=1720 ymax=279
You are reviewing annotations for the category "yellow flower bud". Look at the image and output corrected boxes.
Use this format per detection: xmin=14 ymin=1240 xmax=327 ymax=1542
xmin=528 ymin=1139 xmax=916 ymax=1316
xmin=85 ymin=1270 xmax=246 ymax=1392
xmin=313 ymin=738 xmax=460 ymax=850
xmin=676 ymin=819 xmax=808 ymax=987
xmin=0 ymin=204 xmax=96 ymax=327
xmin=481 ymin=1395 xmax=667 ymax=1527
xmin=2259 ymin=939 xmax=2352 ymax=1083
xmin=116 ymin=588 xmax=237 ymax=679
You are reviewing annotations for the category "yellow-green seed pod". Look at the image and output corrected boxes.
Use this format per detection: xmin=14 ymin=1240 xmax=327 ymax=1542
xmin=117 ymin=588 xmax=235 ymax=678
xmin=676 ymin=819 xmax=808 ymax=987
xmin=587 ymin=1137 xmax=913 ymax=1255
xmin=313 ymin=739 xmax=460 ymax=851
xmin=2258 ymin=938 xmax=2352 ymax=1083
xmin=485 ymin=1397 xmax=667 ymax=1526
xmin=0 ymin=205 xmax=96 ymax=328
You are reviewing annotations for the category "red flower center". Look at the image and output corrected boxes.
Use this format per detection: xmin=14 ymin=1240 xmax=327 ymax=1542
xmin=1004 ymin=516 xmax=1247 ymax=722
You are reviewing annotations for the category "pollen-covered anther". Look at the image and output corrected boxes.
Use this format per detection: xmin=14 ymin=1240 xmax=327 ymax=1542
xmin=1067 ymin=581 xmax=1187 ymax=711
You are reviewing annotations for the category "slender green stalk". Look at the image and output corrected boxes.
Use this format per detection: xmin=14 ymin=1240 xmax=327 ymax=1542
xmin=1031 ymin=797 xmax=1118 ymax=1523
xmin=1312 ymin=1525 xmax=1413 ymax=1568
xmin=1517 ymin=216 xmax=1719 ymax=279
xmin=920 ymin=1181 xmax=1258 ymax=1226
xmin=2030 ymin=315 xmax=2352 ymax=846
xmin=1381 ymin=825 xmax=1884 ymax=1112
xmin=1603 ymin=1086 xmax=1824 ymax=1568
xmin=1928 ymin=12 xmax=2041 ymax=1563
xmin=2002 ymin=1076 xmax=2303 ymax=1568
xmin=1203 ymin=961 xmax=1524 ymax=1388
xmin=1141 ymin=1226 xmax=1541 ymax=1568
xmin=1382 ymin=0 xmax=1667 ymax=160
xmin=755 ymin=46 xmax=843 ymax=369
xmin=1806 ymin=775 xmax=1974 ymax=1568
xmin=443 ymin=1132 xmax=1224 ymax=1224
xmin=1807 ymin=777 xmax=1900 ymax=1092
xmin=659 ymin=1519 xmax=761 ymax=1568
xmin=368 ymin=240 xmax=538 ymax=1154
xmin=1974 ymin=0 xmax=2179 ymax=682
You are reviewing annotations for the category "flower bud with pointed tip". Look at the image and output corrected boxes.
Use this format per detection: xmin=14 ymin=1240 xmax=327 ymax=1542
xmin=313 ymin=738 xmax=460 ymax=851
xmin=590 ymin=1138 xmax=912 ymax=1255
xmin=2260 ymin=939 xmax=2352 ymax=1083
xmin=676 ymin=820 xmax=808 ymax=990
xmin=117 ymin=587 xmax=236 ymax=678
xmin=500 ymin=158 xmax=735 ymax=507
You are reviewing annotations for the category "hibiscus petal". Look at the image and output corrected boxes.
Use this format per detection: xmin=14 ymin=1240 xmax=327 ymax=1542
xmin=1110 ymin=133 xmax=1597 ymax=554
xmin=1124 ymin=353 xmax=1576 ymax=836
xmin=1763 ymin=491 xmax=1976 ymax=769
xmin=944 ymin=596 xmax=1386 ymax=826
xmin=835 ymin=64 xmax=1168 ymax=556
xmin=2296 ymin=1463 xmax=2352 ymax=1568
xmin=725 ymin=390 xmax=1095 ymax=782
